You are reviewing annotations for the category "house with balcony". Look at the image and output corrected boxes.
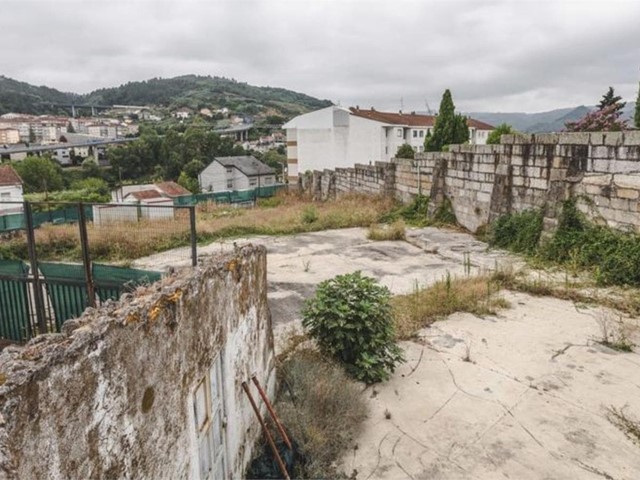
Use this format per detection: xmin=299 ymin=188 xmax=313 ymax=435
xmin=282 ymin=106 xmax=494 ymax=181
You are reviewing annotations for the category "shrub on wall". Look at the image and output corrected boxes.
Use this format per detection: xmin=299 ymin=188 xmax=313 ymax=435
xmin=490 ymin=201 xmax=640 ymax=287
xmin=490 ymin=208 xmax=543 ymax=255
xmin=302 ymin=271 xmax=404 ymax=383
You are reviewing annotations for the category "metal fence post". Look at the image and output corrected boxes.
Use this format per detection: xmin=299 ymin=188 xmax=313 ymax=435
xmin=23 ymin=201 xmax=47 ymax=335
xmin=189 ymin=206 xmax=197 ymax=267
xmin=77 ymin=203 xmax=96 ymax=308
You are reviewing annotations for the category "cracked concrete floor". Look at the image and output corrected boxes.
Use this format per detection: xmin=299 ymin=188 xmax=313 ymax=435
xmin=135 ymin=227 xmax=640 ymax=479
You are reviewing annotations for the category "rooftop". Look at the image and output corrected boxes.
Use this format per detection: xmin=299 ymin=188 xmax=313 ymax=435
xmin=214 ymin=156 xmax=275 ymax=177
xmin=349 ymin=107 xmax=494 ymax=130
xmin=155 ymin=181 xmax=191 ymax=197
xmin=0 ymin=165 xmax=22 ymax=186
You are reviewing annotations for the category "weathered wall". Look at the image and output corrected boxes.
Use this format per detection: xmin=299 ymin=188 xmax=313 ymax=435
xmin=303 ymin=131 xmax=640 ymax=233
xmin=0 ymin=245 xmax=275 ymax=480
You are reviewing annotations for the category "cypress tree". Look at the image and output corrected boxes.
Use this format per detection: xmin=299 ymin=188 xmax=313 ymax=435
xmin=598 ymin=86 xmax=625 ymax=113
xmin=425 ymin=89 xmax=469 ymax=152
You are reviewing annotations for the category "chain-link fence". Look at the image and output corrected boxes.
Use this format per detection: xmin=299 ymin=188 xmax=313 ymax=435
xmin=0 ymin=201 xmax=196 ymax=343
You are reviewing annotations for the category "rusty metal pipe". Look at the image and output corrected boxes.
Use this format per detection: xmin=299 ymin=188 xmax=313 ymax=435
xmin=241 ymin=381 xmax=290 ymax=480
xmin=251 ymin=375 xmax=292 ymax=450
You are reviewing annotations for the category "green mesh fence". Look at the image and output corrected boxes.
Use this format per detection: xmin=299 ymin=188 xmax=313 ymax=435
xmin=93 ymin=264 xmax=162 ymax=302
xmin=0 ymin=213 xmax=25 ymax=232
xmin=0 ymin=204 xmax=94 ymax=232
xmin=39 ymin=262 xmax=89 ymax=331
xmin=0 ymin=260 xmax=32 ymax=342
xmin=174 ymin=184 xmax=285 ymax=206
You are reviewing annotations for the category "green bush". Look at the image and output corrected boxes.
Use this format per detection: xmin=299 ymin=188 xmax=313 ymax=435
xmin=379 ymin=195 xmax=429 ymax=226
xmin=490 ymin=208 xmax=543 ymax=255
xmin=302 ymin=271 xmax=404 ymax=383
xmin=301 ymin=205 xmax=318 ymax=224
xmin=491 ymin=200 xmax=640 ymax=287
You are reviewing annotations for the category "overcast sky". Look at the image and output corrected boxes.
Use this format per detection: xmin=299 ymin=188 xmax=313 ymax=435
xmin=3 ymin=0 xmax=640 ymax=113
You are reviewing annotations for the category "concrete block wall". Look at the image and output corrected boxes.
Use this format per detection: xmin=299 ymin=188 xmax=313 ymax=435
xmin=302 ymin=131 xmax=640 ymax=234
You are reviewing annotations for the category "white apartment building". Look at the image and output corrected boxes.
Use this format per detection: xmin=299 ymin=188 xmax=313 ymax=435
xmin=283 ymin=106 xmax=494 ymax=180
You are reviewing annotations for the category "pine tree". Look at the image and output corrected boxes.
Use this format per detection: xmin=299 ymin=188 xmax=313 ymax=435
xmin=424 ymin=89 xmax=469 ymax=152
xmin=634 ymin=82 xmax=640 ymax=129
xmin=598 ymin=86 xmax=625 ymax=113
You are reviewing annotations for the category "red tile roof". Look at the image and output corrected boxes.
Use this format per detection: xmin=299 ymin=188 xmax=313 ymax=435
xmin=155 ymin=181 xmax=191 ymax=197
xmin=0 ymin=165 xmax=22 ymax=186
xmin=350 ymin=108 xmax=436 ymax=127
xmin=130 ymin=190 xmax=163 ymax=200
xmin=349 ymin=107 xmax=494 ymax=130
xmin=467 ymin=118 xmax=495 ymax=130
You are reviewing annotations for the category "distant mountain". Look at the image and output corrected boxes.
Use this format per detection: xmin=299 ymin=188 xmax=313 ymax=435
xmin=469 ymin=102 xmax=636 ymax=133
xmin=0 ymin=75 xmax=333 ymax=119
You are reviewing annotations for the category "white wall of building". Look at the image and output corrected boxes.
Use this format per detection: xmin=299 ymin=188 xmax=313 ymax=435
xmin=0 ymin=184 xmax=23 ymax=214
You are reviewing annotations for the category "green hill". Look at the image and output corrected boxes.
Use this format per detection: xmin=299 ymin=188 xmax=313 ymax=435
xmin=0 ymin=76 xmax=79 ymax=115
xmin=0 ymin=74 xmax=333 ymax=119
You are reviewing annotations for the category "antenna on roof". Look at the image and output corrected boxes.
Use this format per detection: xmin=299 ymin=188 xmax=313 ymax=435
xmin=425 ymin=100 xmax=433 ymax=115
xmin=400 ymin=97 xmax=404 ymax=112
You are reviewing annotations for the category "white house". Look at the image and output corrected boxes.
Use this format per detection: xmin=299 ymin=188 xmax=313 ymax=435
xmin=199 ymin=156 xmax=276 ymax=193
xmin=282 ymin=106 xmax=495 ymax=181
xmin=0 ymin=164 xmax=24 ymax=214
xmin=112 ymin=181 xmax=192 ymax=203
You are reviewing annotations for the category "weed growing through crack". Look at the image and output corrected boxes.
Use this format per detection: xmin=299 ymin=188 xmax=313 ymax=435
xmin=607 ymin=406 xmax=640 ymax=447
xmin=596 ymin=312 xmax=635 ymax=352
xmin=462 ymin=341 xmax=473 ymax=362
xmin=302 ymin=259 xmax=311 ymax=272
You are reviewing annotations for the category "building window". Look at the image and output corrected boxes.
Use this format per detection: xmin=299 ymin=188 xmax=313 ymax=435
xmin=412 ymin=130 xmax=417 ymax=138
xmin=226 ymin=167 xmax=233 ymax=174
xmin=419 ymin=130 xmax=424 ymax=138
xmin=227 ymin=180 xmax=233 ymax=189
xmin=264 ymin=176 xmax=274 ymax=185
xmin=0 ymin=192 xmax=10 ymax=199
xmin=396 ymin=128 xmax=402 ymax=138
xmin=385 ymin=146 xmax=388 ymax=155
xmin=249 ymin=178 xmax=257 ymax=187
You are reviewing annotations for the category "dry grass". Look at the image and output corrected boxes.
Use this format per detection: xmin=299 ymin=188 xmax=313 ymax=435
xmin=392 ymin=274 xmax=509 ymax=339
xmin=491 ymin=267 xmax=640 ymax=317
xmin=251 ymin=348 xmax=367 ymax=479
xmin=607 ymin=406 xmax=640 ymax=447
xmin=2 ymin=193 xmax=396 ymax=262
xmin=367 ymin=220 xmax=406 ymax=241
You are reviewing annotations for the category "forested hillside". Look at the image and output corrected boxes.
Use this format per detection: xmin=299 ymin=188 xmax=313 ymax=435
xmin=0 ymin=74 xmax=332 ymax=118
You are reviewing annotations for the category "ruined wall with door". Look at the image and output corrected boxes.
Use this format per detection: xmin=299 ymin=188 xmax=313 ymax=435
xmin=0 ymin=245 xmax=275 ymax=480
xmin=302 ymin=131 xmax=640 ymax=233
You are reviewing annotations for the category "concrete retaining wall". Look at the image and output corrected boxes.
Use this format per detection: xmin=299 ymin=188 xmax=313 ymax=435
xmin=0 ymin=245 xmax=275 ymax=480
xmin=302 ymin=131 xmax=640 ymax=233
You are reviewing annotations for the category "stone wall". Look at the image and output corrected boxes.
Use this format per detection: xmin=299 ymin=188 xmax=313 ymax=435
xmin=302 ymin=131 xmax=640 ymax=233
xmin=0 ymin=245 xmax=275 ymax=480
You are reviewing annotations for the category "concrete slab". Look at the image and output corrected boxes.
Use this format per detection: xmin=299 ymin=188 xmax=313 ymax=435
xmin=135 ymin=227 xmax=640 ymax=479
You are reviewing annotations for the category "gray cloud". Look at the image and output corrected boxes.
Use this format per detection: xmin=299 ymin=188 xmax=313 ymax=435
xmin=3 ymin=0 xmax=640 ymax=112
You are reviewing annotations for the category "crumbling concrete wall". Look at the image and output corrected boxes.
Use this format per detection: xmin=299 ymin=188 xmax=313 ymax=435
xmin=302 ymin=131 xmax=640 ymax=233
xmin=0 ymin=245 xmax=275 ymax=480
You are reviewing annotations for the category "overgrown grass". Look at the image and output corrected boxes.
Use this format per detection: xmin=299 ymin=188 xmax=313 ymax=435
xmin=367 ymin=220 xmax=406 ymax=241
xmin=250 ymin=348 xmax=367 ymax=479
xmin=491 ymin=266 xmax=640 ymax=317
xmin=490 ymin=200 xmax=640 ymax=287
xmin=392 ymin=273 xmax=509 ymax=339
xmin=0 ymin=193 xmax=396 ymax=262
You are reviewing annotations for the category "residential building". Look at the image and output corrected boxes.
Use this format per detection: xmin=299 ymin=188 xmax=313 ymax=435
xmin=0 ymin=128 xmax=20 ymax=145
xmin=199 ymin=156 xmax=275 ymax=192
xmin=0 ymin=164 xmax=24 ymax=214
xmin=282 ymin=106 xmax=494 ymax=180
xmin=173 ymin=107 xmax=193 ymax=119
